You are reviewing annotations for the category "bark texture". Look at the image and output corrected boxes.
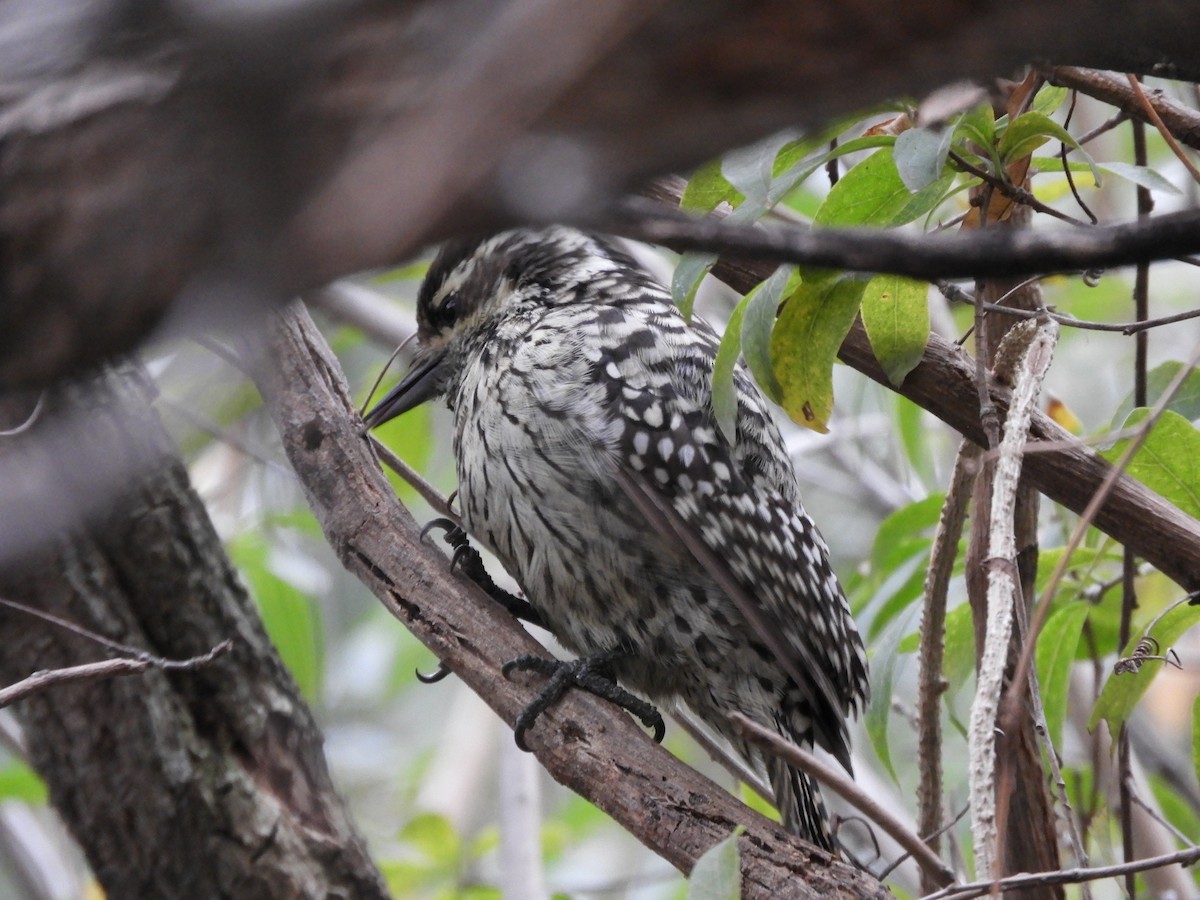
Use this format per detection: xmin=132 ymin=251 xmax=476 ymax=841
xmin=0 ymin=366 xmax=386 ymax=899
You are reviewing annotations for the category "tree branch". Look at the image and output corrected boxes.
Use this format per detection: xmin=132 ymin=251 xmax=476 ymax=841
xmin=613 ymin=199 xmax=1200 ymax=282
xmin=253 ymin=302 xmax=891 ymax=898
xmin=643 ymin=179 xmax=1200 ymax=592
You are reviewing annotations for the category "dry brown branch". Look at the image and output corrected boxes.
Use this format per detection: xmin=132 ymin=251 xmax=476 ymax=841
xmin=0 ymin=643 xmax=231 ymax=710
xmin=1045 ymin=67 xmax=1200 ymax=151
xmin=917 ymin=442 xmax=978 ymax=893
xmin=254 ymin=302 xmax=890 ymax=898
xmin=730 ymin=712 xmax=956 ymax=889
xmin=921 ymin=845 xmax=1200 ymax=900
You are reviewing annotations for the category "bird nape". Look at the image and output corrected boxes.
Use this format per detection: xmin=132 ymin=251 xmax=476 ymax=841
xmin=364 ymin=226 xmax=869 ymax=854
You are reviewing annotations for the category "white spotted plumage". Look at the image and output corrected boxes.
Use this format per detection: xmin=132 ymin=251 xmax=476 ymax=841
xmin=392 ymin=226 xmax=869 ymax=850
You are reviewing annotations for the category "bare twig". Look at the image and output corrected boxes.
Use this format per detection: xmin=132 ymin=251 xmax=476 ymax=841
xmin=953 ymin=299 xmax=1200 ymax=336
xmin=1125 ymin=74 xmax=1200 ymax=184
xmin=916 ymin=440 xmax=978 ymax=895
xmin=730 ymin=712 xmax=956 ymax=889
xmin=0 ymin=644 xmax=232 ymax=709
xmin=920 ymin=844 xmax=1200 ymax=900
xmin=968 ymin=317 xmax=1058 ymax=878
xmin=948 ymin=150 xmax=1089 ymax=226
xmin=366 ymin=435 xmax=459 ymax=522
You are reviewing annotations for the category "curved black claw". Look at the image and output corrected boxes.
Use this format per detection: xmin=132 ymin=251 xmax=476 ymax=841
xmin=415 ymin=661 xmax=453 ymax=684
xmin=420 ymin=518 xmax=544 ymax=627
xmin=501 ymin=652 xmax=665 ymax=751
xmin=420 ymin=518 xmax=459 ymax=543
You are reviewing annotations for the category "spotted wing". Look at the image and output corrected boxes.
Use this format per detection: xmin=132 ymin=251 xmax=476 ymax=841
xmin=594 ymin=299 xmax=869 ymax=764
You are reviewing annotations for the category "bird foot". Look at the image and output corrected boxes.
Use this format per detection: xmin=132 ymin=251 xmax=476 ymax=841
xmin=420 ymin=518 xmax=545 ymax=627
xmin=501 ymin=651 xmax=666 ymax=750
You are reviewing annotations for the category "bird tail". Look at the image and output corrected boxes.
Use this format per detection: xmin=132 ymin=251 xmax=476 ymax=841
xmin=766 ymin=745 xmax=836 ymax=853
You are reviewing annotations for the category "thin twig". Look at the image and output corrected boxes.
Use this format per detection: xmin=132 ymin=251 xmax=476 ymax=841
xmin=0 ymin=644 xmax=232 ymax=709
xmin=1126 ymin=776 xmax=1196 ymax=848
xmin=0 ymin=597 xmax=167 ymax=663
xmin=949 ymin=151 xmax=1089 ymax=226
xmin=671 ymin=707 xmax=773 ymax=802
xmin=366 ymin=434 xmax=458 ymax=522
xmin=878 ymin=807 xmax=969 ymax=883
xmin=916 ymin=441 xmax=978 ymax=895
xmin=730 ymin=712 xmax=956 ymax=889
xmin=956 ymin=299 xmax=1200 ymax=336
xmin=1019 ymin=613 xmax=1092 ymax=891
xmin=1126 ymin=74 xmax=1200 ymax=185
xmin=919 ymin=844 xmax=1200 ymax=900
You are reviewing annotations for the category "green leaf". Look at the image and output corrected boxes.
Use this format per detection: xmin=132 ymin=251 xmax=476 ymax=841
xmin=1112 ymin=361 xmax=1200 ymax=427
xmin=770 ymin=276 xmax=865 ymax=432
xmin=866 ymin=612 xmax=917 ymax=784
xmin=894 ymin=127 xmax=954 ymax=192
xmin=1101 ymin=409 xmax=1200 ymax=520
xmin=894 ymin=396 xmax=934 ymax=484
xmin=723 ymin=133 xmax=799 ymax=198
xmin=1031 ymin=83 xmax=1069 ymax=117
xmin=1036 ymin=602 xmax=1089 ymax=748
xmin=1149 ymin=772 xmax=1200 ymax=876
xmin=1090 ymin=600 xmax=1200 ymax=734
xmin=712 ymin=295 xmax=750 ymax=443
xmin=954 ymin=103 xmax=998 ymax=166
xmin=999 ymin=112 xmax=1101 ymax=186
xmin=867 ymin=553 xmax=932 ymax=640
xmin=370 ymin=399 xmax=434 ymax=504
xmin=1097 ymin=161 xmax=1182 ymax=195
xmin=1030 ymin=158 xmax=1182 ymax=195
xmin=0 ymin=761 xmax=47 ymax=804
xmin=771 ymin=134 xmax=897 ymax=203
xmin=671 ymin=252 xmax=717 ymax=319
xmin=899 ymin=603 xmax=977 ymax=696
xmin=228 ymin=535 xmax=323 ymax=701
xmin=739 ymin=265 xmax=792 ymax=404
xmin=1192 ymin=692 xmax=1200 ymax=792
xmin=401 ymin=812 xmax=462 ymax=868
xmin=860 ymin=274 xmax=929 ymax=385
xmin=688 ymin=827 xmax=742 ymax=900
xmin=872 ymin=494 xmax=945 ymax=571
xmin=815 ymin=148 xmax=949 ymax=228
xmin=682 ymin=158 xmax=744 ymax=212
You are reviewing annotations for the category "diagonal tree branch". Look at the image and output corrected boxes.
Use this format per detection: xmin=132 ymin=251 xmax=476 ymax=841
xmin=253 ymin=302 xmax=892 ymax=899
xmin=642 ymin=180 xmax=1200 ymax=592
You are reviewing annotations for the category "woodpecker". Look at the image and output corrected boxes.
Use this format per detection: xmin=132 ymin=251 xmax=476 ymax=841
xmin=364 ymin=227 xmax=869 ymax=851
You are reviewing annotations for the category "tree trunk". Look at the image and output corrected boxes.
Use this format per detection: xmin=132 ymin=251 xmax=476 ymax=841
xmin=0 ymin=364 xmax=387 ymax=899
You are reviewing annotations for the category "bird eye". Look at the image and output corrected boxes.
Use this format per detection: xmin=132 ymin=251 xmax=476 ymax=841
xmin=441 ymin=297 xmax=458 ymax=318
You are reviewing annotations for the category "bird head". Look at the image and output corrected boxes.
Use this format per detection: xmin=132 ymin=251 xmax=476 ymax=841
xmin=362 ymin=227 xmax=649 ymax=428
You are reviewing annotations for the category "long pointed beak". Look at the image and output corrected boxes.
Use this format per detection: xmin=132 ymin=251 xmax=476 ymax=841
xmin=363 ymin=348 xmax=449 ymax=428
